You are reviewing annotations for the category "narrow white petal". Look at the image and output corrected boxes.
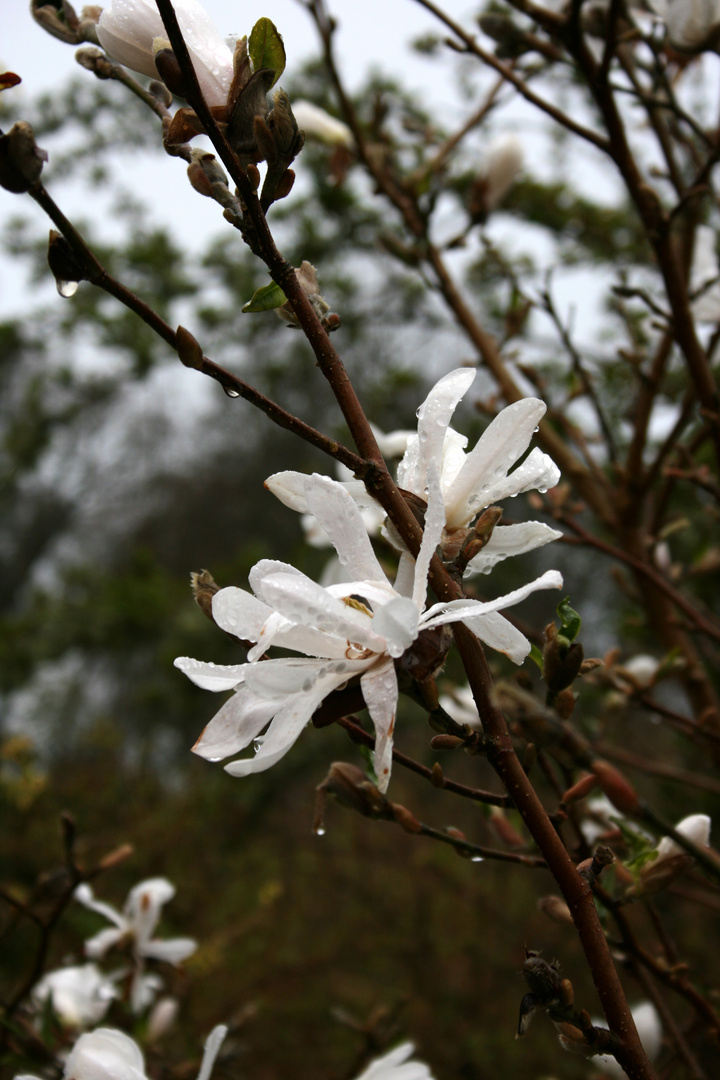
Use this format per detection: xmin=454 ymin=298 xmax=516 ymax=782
xmin=174 ymin=656 xmax=246 ymax=692
xmin=465 ymin=522 xmax=563 ymax=576
xmin=84 ymin=928 xmax=126 ymax=959
xmin=372 ymin=597 xmax=420 ymax=657
xmin=264 ymin=471 xmax=312 ymax=513
xmin=141 ymin=938 xmax=197 ymax=964
xmin=125 ymin=879 xmax=175 ymax=948
xmin=197 ymin=1025 xmax=229 ymax=1080
xmin=224 ymin=667 xmax=351 ymax=777
xmin=212 ymin=587 xmax=272 ymax=640
xmin=304 ymin=474 xmax=386 ymax=582
xmin=248 ymin=559 xmax=308 ymax=605
xmin=412 ymin=460 xmax=445 ymax=613
xmin=444 ymin=398 xmax=547 ymax=528
xmin=361 ymin=660 xmax=398 ymax=792
xmin=243 ymin=656 xmax=363 ymax=698
xmin=466 ymin=447 xmax=560 ymax=517
xmin=393 ymin=551 xmax=416 ymax=599
xmin=462 ymin=610 xmax=531 ymax=664
xmin=192 ymin=686 xmax=277 ymax=761
xmin=258 ymin=572 xmax=387 ymax=652
xmin=75 ymin=885 xmax=126 ymax=931
xmin=398 ymin=368 xmax=475 ymax=495
xmin=423 ymin=569 xmax=563 ymax=627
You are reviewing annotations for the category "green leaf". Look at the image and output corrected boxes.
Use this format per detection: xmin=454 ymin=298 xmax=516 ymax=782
xmin=248 ymin=18 xmax=286 ymax=88
xmin=359 ymin=744 xmax=378 ymax=785
xmin=556 ymin=596 xmax=581 ymax=642
xmin=529 ymin=643 xmax=544 ymax=671
xmin=242 ymin=280 xmax=287 ymax=313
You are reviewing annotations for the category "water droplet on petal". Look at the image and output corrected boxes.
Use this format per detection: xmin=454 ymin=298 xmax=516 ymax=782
xmin=223 ymin=386 xmax=240 ymax=398
xmin=471 ymin=855 xmax=484 ymax=863
xmin=57 ymin=280 xmax=78 ymax=298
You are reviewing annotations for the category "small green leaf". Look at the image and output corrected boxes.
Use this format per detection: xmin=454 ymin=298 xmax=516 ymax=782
xmin=242 ymin=280 xmax=287 ymax=313
xmin=248 ymin=18 xmax=286 ymax=88
xmin=556 ymin=596 xmax=581 ymax=641
xmin=359 ymin=744 xmax=378 ymax=785
xmin=529 ymin=643 xmax=544 ymax=671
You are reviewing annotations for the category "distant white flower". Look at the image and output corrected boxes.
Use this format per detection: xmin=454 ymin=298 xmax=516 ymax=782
xmin=146 ymin=996 xmax=179 ymax=1041
xmin=15 ymin=1024 xmax=227 ymax=1080
xmin=650 ymin=0 xmax=720 ymax=49
xmin=655 ymin=812 xmax=711 ymax=861
xmin=31 ymin=964 xmax=116 ymax=1029
xmin=481 ymin=135 xmax=524 ymax=213
xmin=176 ymin=471 xmax=562 ymax=790
xmin=74 ymin=879 xmax=196 ymax=1012
xmin=97 ymin=0 xmax=234 ymax=107
xmin=591 ymin=1002 xmax=662 ymax=1078
xmin=690 ymin=225 xmax=720 ymax=322
xmin=438 ymin=684 xmax=482 ymax=729
xmin=354 ymin=1042 xmax=435 ymax=1080
xmin=292 ymin=100 xmax=353 ymax=147
xmin=617 ymin=654 xmax=660 ymax=690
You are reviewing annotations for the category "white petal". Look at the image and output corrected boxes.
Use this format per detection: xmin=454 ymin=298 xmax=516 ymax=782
xmin=361 ymin=660 xmax=398 ymax=792
xmin=291 ymin=100 xmax=353 ymax=146
xmin=63 ymin=1027 xmax=147 ymax=1080
xmin=258 ymin=572 xmax=387 ymax=652
xmin=197 ymin=1025 xmax=229 ymax=1080
xmin=412 ymin=460 xmax=446 ymax=613
xmin=465 ymin=522 xmax=563 ymax=576
xmin=211 ymin=587 xmax=272 ymax=640
xmin=370 ymin=424 xmax=415 ymax=458
xmin=458 ymin=447 xmax=559 ymax=525
xmin=393 ymin=551 xmax=416 ymax=599
xmin=84 ymin=928 xmax=126 ymax=959
xmin=125 ymin=879 xmax=175 ymax=948
xmin=398 ymin=368 xmax=476 ymax=495
xmin=140 ymin=937 xmax=197 ymax=964
xmin=462 ymin=610 xmax=531 ymax=664
xmin=75 ymin=884 xmax=126 ymax=931
xmin=248 ymin=558 xmax=306 ymax=604
xmin=444 ymin=398 xmax=547 ymax=528
xmin=223 ymin=666 xmax=351 ymax=778
xmin=174 ymin=656 xmax=247 ymax=692
xmin=243 ymin=656 xmax=363 ymax=699
xmin=423 ymin=569 xmax=564 ymax=627
xmin=304 ymin=474 xmax=386 ymax=582
xmin=192 ymin=686 xmax=277 ymax=761
xmin=264 ymin=471 xmax=313 ymax=513
xmin=655 ymin=813 xmax=711 ymax=861
xmin=372 ymin=597 xmax=420 ymax=658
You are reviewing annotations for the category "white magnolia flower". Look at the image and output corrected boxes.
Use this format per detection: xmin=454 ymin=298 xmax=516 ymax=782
xmin=654 ymin=812 xmax=711 ymax=861
xmin=690 ymin=225 xmax=720 ymax=322
xmin=15 ymin=1024 xmax=227 ymax=1080
xmin=31 ymin=964 xmax=116 ymax=1029
xmin=291 ymin=100 xmax=353 ymax=147
xmin=268 ymin=369 xmax=561 ymax=580
xmin=481 ymin=135 xmax=524 ymax=213
xmin=97 ymin=0 xmax=234 ymax=107
xmin=176 ymin=471 xmax=562 ymax=791
xmin=75 ymin=879 xmax=196 ymax=1012
xmin=650 ymin=0 xmax=720 ymax=48
xmin=354 ymin=1042 xmax=435 ymax=1080
xmin=438 ymin=684 xmax=482 ymax=729
xmin=591 ymin=1003 xmax=662 ymax=1078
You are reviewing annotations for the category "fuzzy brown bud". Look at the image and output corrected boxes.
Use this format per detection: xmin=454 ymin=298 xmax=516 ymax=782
xmin=561 ymin=772 xmax=598 ymax=806
xmin=592 ymin=759 xmax=639 ymax=814
xmin=391 ymin=803 xmax=423 ymax=834
xmin=0 ymin=122 xmax=48 ymax=193
xmin=176 ymin=325 xmax=204 ymax=370
xmin=537 ymin=895 xmax=573 ymax=925
xmin=429 ymin=734 xmax=464 ymax=751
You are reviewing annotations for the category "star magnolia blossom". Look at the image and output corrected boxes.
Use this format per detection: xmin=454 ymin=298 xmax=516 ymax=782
xmin=650 ymin=0 xmax=720 ymax=48
xmin=176 ymin=472 xmax=562 ymax=791
xmin=97 ymin=0 xmax=234 ymax=107
xmin=354 ymin=1043 xmax=435 ymax=1080
xmin=15 ymin=1024 xmax=227 ymax=1080
xmin=31 ymin=964 xmax=116 ymax=1029
xmin=268 ymin=369 xmax=561 ymax=579
xmin=75 ymin=879 xmax=196 ymax=1012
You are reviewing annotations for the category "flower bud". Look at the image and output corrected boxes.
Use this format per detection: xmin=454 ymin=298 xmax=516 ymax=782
xmin=291 ymin=100 xmax=352 ymax=147
xmin=391 ymin=803 xmax=422 ymax=834
xmin=176 ymin=325 xmax=204 ymax=370
xmin=561 ymin=772 xmax=598 ymax=806
xmin=591 ymin=760 xmax=639 ymax=815
xmin=47 ymin=230 xmax=88 ymax=297
xmin=31 ymin=0 xmax=81 ymax=44
xmin=0 ymin=122 xmax=48 ymax=193
xmin=537 ymin=895 xmax=573 ymax=925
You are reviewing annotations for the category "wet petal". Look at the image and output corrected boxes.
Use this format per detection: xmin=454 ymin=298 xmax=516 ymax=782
xmin=462 ymin=610 xmax=531 ymax=664
xmin=444 ymin=398 xmax=547 ymax=528
xmin=258 ymin=572 xmax=387 ymax=652
xmin=361 ymin=660 xmax=398 ymax=792
xmin=398 ymin=368 xmax=475 ymax=495
xmin=304 ymin=474 xmax=386 ymax=582
xmin=174 ymin=656 xmax=246 ymax=692
xmin=192 ymin=686 xmax=277 ymax=761
xmin=212 ymin=587 xmax=272 ymax=639
xmin=465 ymin=522 xmax=563 ymax=576
xmin=423 ymin=570 xmax=563 ymax=627
xmin=412 ymin=460 xmax=445 ymax=613
xmin=372 ymin=597 xmax=420 ymax=657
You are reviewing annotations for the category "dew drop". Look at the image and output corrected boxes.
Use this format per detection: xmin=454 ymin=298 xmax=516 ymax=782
xmin=223 ymin=386 xmax=240 ymax=398
xmin=471 ymin=855 xmax=484 ymax=863
xmin=314 ymin=825 xmax=326 ymax=836
xmin=57 ymin=280 xmax=78 ymax=298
